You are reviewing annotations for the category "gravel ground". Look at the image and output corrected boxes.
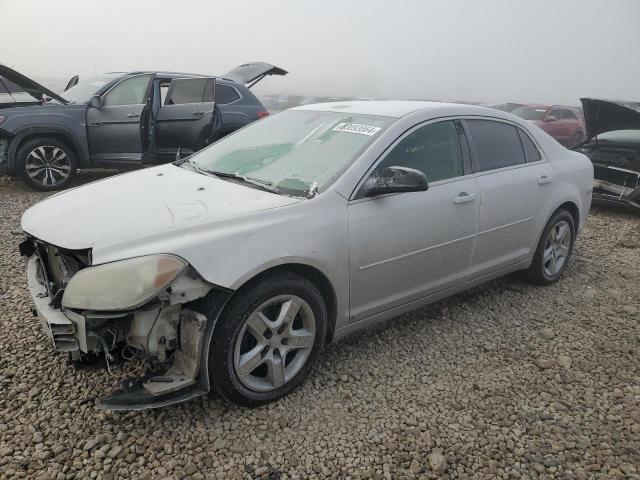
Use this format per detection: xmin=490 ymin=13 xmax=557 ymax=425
xmin=0 ymin=172 xmax=639 ymax=480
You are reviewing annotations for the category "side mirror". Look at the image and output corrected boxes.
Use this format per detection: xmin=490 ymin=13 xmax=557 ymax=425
xmin=545 ymin=115 xmax=558 ymax=122
xmin=88 ymin=95 xmax=102 ymax=109
xmin=365 ymin=166 xmax=428 ymax=197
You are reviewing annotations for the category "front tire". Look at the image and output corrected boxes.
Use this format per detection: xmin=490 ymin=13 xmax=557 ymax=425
xmin=208 ymin=272 xmax=327 ymax=407
xmin=18 ymin=137 xmax=77 ymax=191
xmin=521 ymin=209 xmax=575 ymax=285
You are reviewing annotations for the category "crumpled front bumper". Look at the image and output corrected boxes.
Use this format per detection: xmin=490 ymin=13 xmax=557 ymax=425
xmin=25 ymin=250 xmax=231 ymax=411
xmin=26 ymin=255 xmax=81 ymax=353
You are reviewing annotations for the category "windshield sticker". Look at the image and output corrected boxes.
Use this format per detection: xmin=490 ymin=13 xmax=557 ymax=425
xmin=332 ymin=123 xmax=381 ymax=136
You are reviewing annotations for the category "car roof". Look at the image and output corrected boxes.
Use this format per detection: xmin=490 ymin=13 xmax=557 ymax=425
xmin=523 ymin=104 xmax=580 ymax=111
xmin=105 ymin=71 xmax=240 ymax=85
xmin=291 ymin=100 xmax=515 ymax=119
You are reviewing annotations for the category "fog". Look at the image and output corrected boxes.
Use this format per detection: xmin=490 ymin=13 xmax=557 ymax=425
xmin=1 ymin=0 xmax=639 ymax=105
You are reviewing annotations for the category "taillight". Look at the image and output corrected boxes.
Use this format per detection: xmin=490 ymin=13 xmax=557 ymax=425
xmin=257 ymin=111 xmax=269 ymax=119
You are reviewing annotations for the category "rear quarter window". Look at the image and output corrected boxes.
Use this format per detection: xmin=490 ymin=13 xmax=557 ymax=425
xmin=466 ymin=119 xmax=527 ymax=171
xmin=215 ymin=84 xmax=241 ymax=104
xmin=519 ymin=130 xmax=542 ymax=162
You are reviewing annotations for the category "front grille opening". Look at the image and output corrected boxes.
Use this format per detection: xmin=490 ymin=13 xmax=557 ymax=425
xmin=30 ymin=238 xmax=91 ymax=309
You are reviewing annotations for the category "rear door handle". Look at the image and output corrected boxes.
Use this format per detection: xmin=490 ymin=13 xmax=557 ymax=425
xmin=192 ymin=111 xmax=205 ymax=116
xmin=537 ymin=175 xmax=552 ymax=185
xmin=453 ymin=192 xmax=478 ymax=204
xmin=126 ymin=113 xmax=139 ymax=118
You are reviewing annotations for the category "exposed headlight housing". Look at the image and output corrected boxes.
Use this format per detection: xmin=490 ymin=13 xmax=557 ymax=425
xmin=62 ymin=254 xmax=187 ymax=311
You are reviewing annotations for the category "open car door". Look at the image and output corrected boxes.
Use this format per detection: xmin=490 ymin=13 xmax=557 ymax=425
xmin=222 ymin=62 xmax=287 ymax=88
xmin=153 ymin=77 xmax=216 ymax=160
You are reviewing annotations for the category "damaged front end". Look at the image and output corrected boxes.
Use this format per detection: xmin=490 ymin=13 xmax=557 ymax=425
xmin=574 ymin=98 xmax=640 ymax=210
xmin=21 ymin=237 xmax=230 ymax=410
xmin=575 ymin=136 xmax=640 ymax=209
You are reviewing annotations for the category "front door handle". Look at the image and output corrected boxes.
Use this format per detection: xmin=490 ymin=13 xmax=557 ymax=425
xmin=537 ymin=175 xmax=553 ymax=185
xmin=127 ymin=112 xmax=139 ymax=118
xmin=192 ymin=111 xmax=205 ymax=116
xmin=453 ymin=192 xmax=478 ymax=204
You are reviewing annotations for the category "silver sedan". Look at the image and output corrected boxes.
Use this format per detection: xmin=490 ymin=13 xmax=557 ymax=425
xmin=21 ymin=101 xmax=593 ymax=409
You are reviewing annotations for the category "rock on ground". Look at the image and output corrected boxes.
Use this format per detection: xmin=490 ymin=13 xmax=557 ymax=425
xmin=1 ymin=175 xmax=639 ymax=479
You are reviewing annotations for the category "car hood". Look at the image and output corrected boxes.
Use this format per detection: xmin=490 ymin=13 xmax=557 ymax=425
xmin=21 ymin=163 xmax=302 ymax=253
xmin=0 ymin=64 xmax=68 ymax=105
xmin=581 ymin=98 xmax=640 ymax=139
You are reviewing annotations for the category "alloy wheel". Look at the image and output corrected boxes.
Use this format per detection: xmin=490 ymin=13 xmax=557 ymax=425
xmin=234 ymin=295 xmax=316 ymax=392
xmin=543 ymin=220 xmax=571 ymax=277
xmin=25 ymin=146 xmax=72 ymax=187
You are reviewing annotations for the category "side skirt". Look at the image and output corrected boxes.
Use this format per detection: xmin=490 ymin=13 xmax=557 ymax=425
xmin=333 ymin=259 xmax=531 ymax=341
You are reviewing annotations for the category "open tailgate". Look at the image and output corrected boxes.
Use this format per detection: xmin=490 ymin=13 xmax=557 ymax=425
xmin=223 ymin=62 xmax=287 ymax=88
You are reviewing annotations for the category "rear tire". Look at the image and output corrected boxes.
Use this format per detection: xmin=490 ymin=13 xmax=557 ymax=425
xmin=520 ymin=209 xmax=575 ymax=285
xmin=208 ymin=272 xmax=327 ymax=407
xmin=18 ymin=137 xmax=77 ymax=191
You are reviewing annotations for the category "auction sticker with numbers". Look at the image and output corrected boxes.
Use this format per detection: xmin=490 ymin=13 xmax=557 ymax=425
xmin=332 ymin=123 xmax=382 ymax=136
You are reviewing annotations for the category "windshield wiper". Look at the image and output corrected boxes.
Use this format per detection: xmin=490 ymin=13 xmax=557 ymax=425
xmin=187 ymin=162 xmax=282 ymax=195
xmin=211 ymin=171 xmax=282 ymax=195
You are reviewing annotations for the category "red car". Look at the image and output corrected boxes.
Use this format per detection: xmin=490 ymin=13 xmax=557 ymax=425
xmin=511 ymin=104 xmax=585 ymax=147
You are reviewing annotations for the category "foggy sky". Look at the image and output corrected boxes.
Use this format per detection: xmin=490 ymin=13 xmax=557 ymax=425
xmin=1 ymin=0 xmax=639 ymax=105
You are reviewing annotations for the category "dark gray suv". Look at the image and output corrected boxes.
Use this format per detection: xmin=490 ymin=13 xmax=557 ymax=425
xmin=0 ymin=63 xmax=286 ymax=190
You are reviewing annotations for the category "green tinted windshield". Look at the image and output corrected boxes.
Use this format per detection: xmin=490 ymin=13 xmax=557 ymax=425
xmin=190 ymin=110 xmax=394 ymax=197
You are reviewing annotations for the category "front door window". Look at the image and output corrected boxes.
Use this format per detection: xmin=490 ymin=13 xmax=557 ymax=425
xmin=103 ymin=74 xmax=151 ymax=106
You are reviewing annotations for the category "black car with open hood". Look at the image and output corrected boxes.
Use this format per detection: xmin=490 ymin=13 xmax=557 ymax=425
xmin=572 ymin=98 xmax=640 ymax=210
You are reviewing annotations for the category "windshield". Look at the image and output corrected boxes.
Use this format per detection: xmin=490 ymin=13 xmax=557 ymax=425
xmin=62 ymin=74 xmax=122 ymax=103
xmin=189 ymin=110 xmax=394 ymax=197
xmin=511 ymin=106 xmax=548 ymax=121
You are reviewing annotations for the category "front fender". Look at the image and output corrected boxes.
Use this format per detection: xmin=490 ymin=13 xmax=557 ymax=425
xmin=7 ymin=125 xmax=90 ymax=174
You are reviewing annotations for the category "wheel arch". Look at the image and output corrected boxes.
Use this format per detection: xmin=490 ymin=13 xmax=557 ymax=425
xmin=8 ymin=127 xmax=88 ymax=174
xmin=227 ymin=262 xmax=338 ymax=344
xmin=556 ymin=200 xmax=580 ymax=231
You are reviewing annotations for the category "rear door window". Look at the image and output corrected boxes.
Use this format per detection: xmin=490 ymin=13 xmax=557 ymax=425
xmin=376 ymin=120 xmax=465 ymax=183
xmin=165 ymin=78 xmax=211 ymax=105
xmin=466 ymin=119 xmax=527 ymax=171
